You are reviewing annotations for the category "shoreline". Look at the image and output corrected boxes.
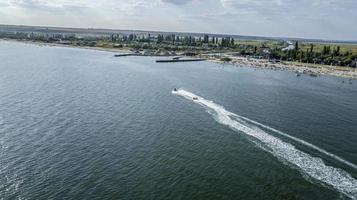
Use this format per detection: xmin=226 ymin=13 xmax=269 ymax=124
xmin=0 ymin=38 xmax=132 ymax=54
xmin=200 ymin=55 xmax=357 ymax=79
xmin=2 ymin=39 xmax=356 ymax=79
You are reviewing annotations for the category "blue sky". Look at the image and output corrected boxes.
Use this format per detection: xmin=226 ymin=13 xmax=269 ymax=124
xmin=0 ymin=0 xmax=356 ymax=40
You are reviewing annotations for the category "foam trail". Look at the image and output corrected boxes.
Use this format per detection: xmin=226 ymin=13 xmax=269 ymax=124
xmin=173 ymin=89 xmax=357 ymax=199
xmin=236 ymin=115 xmax=357 ymax=170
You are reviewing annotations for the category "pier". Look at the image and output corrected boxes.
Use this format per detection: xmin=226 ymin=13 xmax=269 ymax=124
xmin=114 ymin=53 xmax=137 ymax=57
xmin=156 ymin=58 xmax=206 ymax=63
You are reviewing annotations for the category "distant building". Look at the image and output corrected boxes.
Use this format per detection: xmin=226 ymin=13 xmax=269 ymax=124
xmin=282 ymin=45 xmax=295 ymax=51
xmin=143 ymin=50 xmax=153 ymax=55
xmin=282 ymin=40 xmax=295 ymax=51
xmin=262 ymin=48 xmax=271 ymax=54
xmin=202 ymin=43 xmax=209 ymax=48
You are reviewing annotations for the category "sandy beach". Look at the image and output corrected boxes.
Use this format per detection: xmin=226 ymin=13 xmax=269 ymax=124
xmin=203 ymin=55 xmax=357 ymax=79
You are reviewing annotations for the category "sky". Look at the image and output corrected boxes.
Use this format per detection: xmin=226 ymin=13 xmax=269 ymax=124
xmin=0 ymin=0 xmax=356 ymax=40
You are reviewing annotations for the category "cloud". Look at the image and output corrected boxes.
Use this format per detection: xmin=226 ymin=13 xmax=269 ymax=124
xmin=0 ymin=0 xmax=356 ymax=40
xmin=161 ymin=0 xmax=193 ymax=5
xmin=221 ymin=0 xmax=355 ymax=12
xmin=0 ymin=1 xmax=10 ymax=7
xmin=8 ymin=0 xmax=91 ymax=11
xmin=7 ymin=0 xmax=160 ymax=10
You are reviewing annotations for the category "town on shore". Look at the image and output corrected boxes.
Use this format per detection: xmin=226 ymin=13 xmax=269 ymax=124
xmin=1 ymin=24 xmax=357 ymax=79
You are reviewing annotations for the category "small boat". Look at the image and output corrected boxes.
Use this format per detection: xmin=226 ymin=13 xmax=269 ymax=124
xmin=173 ymin=88 xmax=177 ymax=92
xmin=193 ymin=97 xmax=198 ymax=100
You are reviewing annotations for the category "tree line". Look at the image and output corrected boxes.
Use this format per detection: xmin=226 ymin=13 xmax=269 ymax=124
xmin=269 ymin=42 xmax=357 ymax=67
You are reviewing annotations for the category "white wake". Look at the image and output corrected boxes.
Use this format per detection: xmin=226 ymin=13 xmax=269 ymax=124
xmin=173 ymin=89 xmax=357 ymax=199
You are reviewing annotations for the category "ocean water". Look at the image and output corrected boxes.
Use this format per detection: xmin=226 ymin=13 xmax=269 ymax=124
xmin=0 ymin=41 xmax=357 ymax=200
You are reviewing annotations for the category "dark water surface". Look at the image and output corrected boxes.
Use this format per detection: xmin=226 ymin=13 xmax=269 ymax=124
xmin=0 ymin=41 xmax=356 ymax=200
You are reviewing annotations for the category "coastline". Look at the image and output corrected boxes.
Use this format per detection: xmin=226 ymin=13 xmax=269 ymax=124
xmin=0 ymin=38 xmax=132 ymax=54
xmin=2 ymin=39 xmax=356 ymax=79
xmin=200 ymin=55 xmax=357 ymax=79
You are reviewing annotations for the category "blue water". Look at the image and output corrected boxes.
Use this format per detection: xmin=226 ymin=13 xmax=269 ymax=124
xmin=0 ymin=41 xmax=356 ymax=199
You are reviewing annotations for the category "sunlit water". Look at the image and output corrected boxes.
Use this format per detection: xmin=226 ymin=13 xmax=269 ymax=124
xmin=1 ymin=41 xmax=357 ymax=200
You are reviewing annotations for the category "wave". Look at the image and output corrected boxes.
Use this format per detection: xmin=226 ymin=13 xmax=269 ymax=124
xmin=235 ymin=115 xmax=357 ymax=170
xmin=172 ymin=89 xmax=357 ymax=199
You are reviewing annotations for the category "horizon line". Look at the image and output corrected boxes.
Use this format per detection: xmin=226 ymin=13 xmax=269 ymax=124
xmin=1 ymin=23 xmax=357 ymax=44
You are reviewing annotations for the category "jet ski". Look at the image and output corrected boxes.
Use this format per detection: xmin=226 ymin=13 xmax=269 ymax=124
xmin=173 ymin=88 xmax=178 ymax=92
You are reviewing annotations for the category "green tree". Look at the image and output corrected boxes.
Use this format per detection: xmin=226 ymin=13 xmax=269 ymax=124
xmin=334 ymin=46 xmax=340 ymax=56
xmin=295 ymin=41 xmax=299 ymax=51
xmin=203 ymin=35 xmax=209 ymax=43
xmin=310 ymin=43 xmax=314 ymax=53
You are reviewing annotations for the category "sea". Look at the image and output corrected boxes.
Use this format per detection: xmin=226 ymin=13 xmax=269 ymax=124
xmin=0 ymin=41 xmax=357 ymax=200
